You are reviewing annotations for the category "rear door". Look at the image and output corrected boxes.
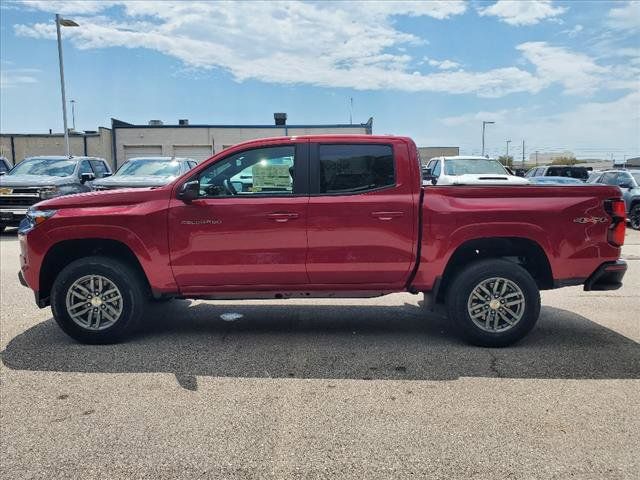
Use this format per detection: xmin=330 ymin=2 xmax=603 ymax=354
xmin=305 ymin=141 xmax=416 ymax=287
xmin=168 ymin=140 xmax=310 ymax=288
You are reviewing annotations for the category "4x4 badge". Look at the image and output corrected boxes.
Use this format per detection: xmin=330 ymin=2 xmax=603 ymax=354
xmin=573 ymin=216 xmax=608 ymax=224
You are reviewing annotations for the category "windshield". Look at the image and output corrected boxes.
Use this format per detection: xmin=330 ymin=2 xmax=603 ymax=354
xmin=632 ymin=173 xmax=640 ymax=185
xmin=8 ymin=158 xmax=76 ymax=177
xmin=115 ymin=160 xmax=181 ymax=177
xmin=444 ymin=159 xmax=507 ymax=175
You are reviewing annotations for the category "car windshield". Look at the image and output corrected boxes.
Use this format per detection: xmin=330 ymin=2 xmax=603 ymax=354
xmin=444 ymin=159 xmax=507 ymax=175
xmin=115 ymin=160 xmax=181 ymax=177
xmin=631 ymin=173 xmax=640 ymax=185
xmin=7 ymin=158 xmax=76 ymax=177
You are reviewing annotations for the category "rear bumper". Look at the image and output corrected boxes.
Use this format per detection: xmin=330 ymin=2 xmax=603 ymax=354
xmin=584 ymin=260 xmax=627 ymax=291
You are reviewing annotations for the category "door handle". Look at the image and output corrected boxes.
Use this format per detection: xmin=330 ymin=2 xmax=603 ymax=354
xmin=267 ymin=212 xmax=299 ymax=222
xmin=371 ymin=211 xmax=404 ymax=221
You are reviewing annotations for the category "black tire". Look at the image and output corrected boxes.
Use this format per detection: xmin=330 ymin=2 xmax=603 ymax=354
xmin=445 ymin=259 xmax=541 ymax=347
xmin=629 ymin=204 xmax=640 ymax=230
xmin=51 ymin=256 xmax=147 ymax=344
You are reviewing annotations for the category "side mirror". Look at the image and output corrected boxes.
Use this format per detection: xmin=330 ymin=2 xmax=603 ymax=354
xmin=422 ymin=168 xmax=437 ymax=185
xmin=80 ymin=172 xmax=95 ymax=183
xmin=178 ymin=180 xmax=200 ymax=203
xmin=618 ymin=183 xmax=632 ymax=189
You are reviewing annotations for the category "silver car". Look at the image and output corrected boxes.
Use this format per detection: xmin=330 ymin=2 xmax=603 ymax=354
xmin=92 ymin=157 xmax=198 ymax=190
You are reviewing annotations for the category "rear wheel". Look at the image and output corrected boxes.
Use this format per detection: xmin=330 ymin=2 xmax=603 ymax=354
xmin=51 ymin=256 xmax=147 ymax=344
xmin=629 ymin=204 xmax=640 ymax=230
xmin=446 ymin=259 xmax=541 ymax=347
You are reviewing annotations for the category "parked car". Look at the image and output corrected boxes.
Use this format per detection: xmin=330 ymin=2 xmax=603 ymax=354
xmin=525 ymin=165 xmax=590 ymax=181
xmin=17 ymin=135 xmax=626 ymax=346
xmin=588 ymin=169 xmax=640 ymax=230
xmin=423 ymin=156 xmax=529 ymax=185
xmin=528 ymin=176 xmax=585 ymax=185
xmin=92 ymin=157 xmax=197 ymax=191
xmin=0 ymin=156 xmax=12 ymax=175
xmin=0 ymin=156 xmax=111 ymax=231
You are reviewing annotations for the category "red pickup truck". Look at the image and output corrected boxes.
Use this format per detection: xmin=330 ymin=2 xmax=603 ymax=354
xmin=17 ymin=135 xmax=627 ymax=346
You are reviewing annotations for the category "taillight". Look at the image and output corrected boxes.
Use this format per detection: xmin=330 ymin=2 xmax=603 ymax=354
xmin=605 ymin=199 xmax=626 ymax=247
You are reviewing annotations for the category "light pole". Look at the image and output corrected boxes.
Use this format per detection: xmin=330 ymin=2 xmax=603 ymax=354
xmin=506 ymin=139 xmax=511 ymax=157
xmin=481 ymin=121 xmax=495 ymax=156
xmin=55 ymin=14 xmax=79 ymax=158
xmin=70 ymin=99 xmax=76 ymax=130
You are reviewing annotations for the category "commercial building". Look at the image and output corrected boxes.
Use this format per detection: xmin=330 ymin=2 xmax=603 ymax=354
xmin=418 ymin=146 xmax=460 ymax=165
xmin=0 ymin=113 xmax=373 ymax=169
xmin=528 ymin=150 xmax=575 ymax=164
xmin=0 ymin=128 xmax=113 ymax=166
xmin=111 ymin=114 xmax=372 ymax=168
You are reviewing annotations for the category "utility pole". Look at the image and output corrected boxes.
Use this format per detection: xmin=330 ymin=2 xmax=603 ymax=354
xmin=522 ymin=140 xmax=525 ymax=165
xmin=506 ymin=139 xmax=511 ymax=157
xmin=535 ymin=150 xmax=539 ymax=166
xmin=349 ymin=97 xmax=353 ymax=125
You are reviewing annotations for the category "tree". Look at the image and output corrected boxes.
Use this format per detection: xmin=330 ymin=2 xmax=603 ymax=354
xmin=497 ymin=155 xmax=514 ymax=167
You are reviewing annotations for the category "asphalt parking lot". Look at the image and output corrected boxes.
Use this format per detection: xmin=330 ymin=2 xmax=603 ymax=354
xmin=1 ymin=229 xmax=639 ymax=479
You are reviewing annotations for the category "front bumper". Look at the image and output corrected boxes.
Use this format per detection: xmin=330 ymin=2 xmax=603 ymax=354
xmin=0 ymin=208 xmax=28 ymax=226
xmin=584 ymin=260 xmax=627 ymax=291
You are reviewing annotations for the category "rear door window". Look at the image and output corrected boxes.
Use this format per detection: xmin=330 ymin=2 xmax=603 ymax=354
xmin=316 ymin=144 xmax=394 ymax=194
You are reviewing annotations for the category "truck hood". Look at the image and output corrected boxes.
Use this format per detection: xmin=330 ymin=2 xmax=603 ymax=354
xmin=35 ymin=185 xmax=170 ymax=210
xmin=92 ymin=175 xmax=176 ymax=188
xmin=450 ymin=174 xmax=530 ymax=186
xmin=0 ymin=174 xmax=74 ymax=187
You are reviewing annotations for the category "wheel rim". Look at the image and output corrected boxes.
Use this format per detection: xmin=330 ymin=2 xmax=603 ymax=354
xmin=467 ymin=277 xmax=525 ymax=333
xmin=65 ymin=275 xmax=123 ymax=331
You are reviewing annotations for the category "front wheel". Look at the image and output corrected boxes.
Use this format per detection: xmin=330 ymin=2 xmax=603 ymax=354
xmin=51 ymin=256 xmax=147 ymax=344
xmin=446 ymin=259 xmax=541 ymax=347
xmin=629 ymin=204 xmax=640 ymax=230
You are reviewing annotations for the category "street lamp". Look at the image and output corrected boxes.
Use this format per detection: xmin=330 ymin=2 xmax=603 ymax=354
xmin=506 ymin=139 xmax=511 ymax=157
xmin=55 ymin=14 xmax=79 ymax=158
xmin=481 ymin=121 xmax=495 ymax=157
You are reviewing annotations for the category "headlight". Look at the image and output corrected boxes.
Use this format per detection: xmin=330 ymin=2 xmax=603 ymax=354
xmin=18 ymin=208 xmax=57 ymax=235
xmin=39 ymin=186 xmax=60 ymax=199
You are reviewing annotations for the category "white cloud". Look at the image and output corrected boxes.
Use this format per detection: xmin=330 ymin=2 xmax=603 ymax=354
xmin=607 ymin=1 xmax=640 ymax=31
xmin=478 ymin=0 xmax=566 ymax=26
xmin=425 ymin=58 xmax=461 ymax=70
xmin=517 ymin=42 xmax=609 ymax=95
xmin=562 ymin=24 xmax=583 ymax=38
xmin=10 ymin=1 xmax=628 ymax=99
xmin=0 ymin=68 xmax=40 ymax=88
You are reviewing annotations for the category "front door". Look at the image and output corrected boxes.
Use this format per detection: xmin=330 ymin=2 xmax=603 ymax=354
xmin=168 ymin=142 xmax=309 ymax=289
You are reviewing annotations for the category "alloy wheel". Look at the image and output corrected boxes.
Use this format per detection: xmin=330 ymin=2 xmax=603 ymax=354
xmin=466 ymin=277 xmax=526 ymax=333
xmin=65 ymin=275 xmax=123 ymax=331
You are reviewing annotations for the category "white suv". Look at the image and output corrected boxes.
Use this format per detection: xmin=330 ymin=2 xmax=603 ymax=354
xmin=424 ymin=156 xmax=529 ymax=186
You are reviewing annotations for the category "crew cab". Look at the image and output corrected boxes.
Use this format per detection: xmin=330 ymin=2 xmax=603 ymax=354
xmin=17 ymin=135 xmax=627 ymax=346
xmin=0 ymin=156 xmax=111 ymax=231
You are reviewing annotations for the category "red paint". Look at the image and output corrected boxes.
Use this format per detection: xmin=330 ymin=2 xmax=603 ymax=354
xmin=19 ymin=135 xmax=625 ymax=303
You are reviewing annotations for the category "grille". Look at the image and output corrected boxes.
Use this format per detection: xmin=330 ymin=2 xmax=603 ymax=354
xmin=0 ymin=196 xmax=40 ymax=207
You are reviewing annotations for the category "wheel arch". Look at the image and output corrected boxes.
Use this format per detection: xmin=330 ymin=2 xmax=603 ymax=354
xmin=39 ymin=238 xmax=151 ymax=306
xmin=436 ymin=236 xmax=553 ymax=303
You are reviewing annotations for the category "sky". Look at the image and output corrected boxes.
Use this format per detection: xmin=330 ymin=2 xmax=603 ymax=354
xmin=1 ymin=0 xmax=639 ymax=160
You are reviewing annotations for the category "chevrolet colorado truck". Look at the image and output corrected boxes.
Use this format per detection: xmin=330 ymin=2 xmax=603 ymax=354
xmin=17 ymin=135 xmax=627 ymax=346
